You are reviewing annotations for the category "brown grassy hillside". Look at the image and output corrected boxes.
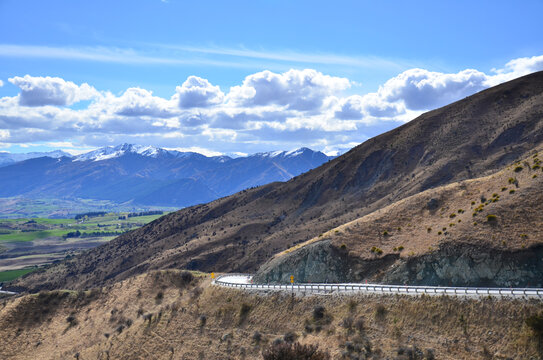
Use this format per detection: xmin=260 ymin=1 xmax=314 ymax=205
xmin=256 ymin=148 xmax=543 ymax=286
xmin=2 ymin=270 xmax=543 ymax=359
xmin=12 ymin=71 xmax=543 ymax=292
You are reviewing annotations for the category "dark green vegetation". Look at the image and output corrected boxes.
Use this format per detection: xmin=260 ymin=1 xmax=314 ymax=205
xmin=0 ymin=268 xmax=35 ymax=282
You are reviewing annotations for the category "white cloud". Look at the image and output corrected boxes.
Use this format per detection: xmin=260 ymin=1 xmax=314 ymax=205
xmin=1 ymin=54 xmax=542 ymax=155
xmin=377 ymin=68 xmax=488 ymax=110
xmin=175 ymin=76 xmax=224 ymax=108
xmin=110 ymin=87 xmax=176 ymax=117
xmin=228 ymin=69 xmax=350 ymax=110
xmin=8 ymin=75 xmax=99 ymax=106
xmin=0 ymin=80 xmax=3 ymax=87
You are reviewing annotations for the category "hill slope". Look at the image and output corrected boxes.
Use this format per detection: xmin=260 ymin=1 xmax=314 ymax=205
xmin=12 ymin=71 xmax=543 ymax=292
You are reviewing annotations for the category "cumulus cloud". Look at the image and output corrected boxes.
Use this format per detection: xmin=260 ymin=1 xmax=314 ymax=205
xmin=228 ymin=69 xmax=350 ymax=111
xmin=175 ymin=76 xmax=224 ymax=108
xmin=8 ymin=75 xmax=99 ymax=107
xmin=111 ymin=87 xmax=176 ymax=118
xmin=0 ymin=80 xmax=3 ymax=87
xmin=1 ymin=54 xmax=542 ymax=155
xmin=377 ymin=68 xmax=488 ymax=110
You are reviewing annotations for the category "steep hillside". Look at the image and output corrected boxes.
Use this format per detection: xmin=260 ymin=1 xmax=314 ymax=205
xmin=256 ymin=148 xmax=543 ymax=286
xmin=2 ymin=271 xmax=542 ymax=360
xmin=12 ymin=71 xmax=543 ymax=292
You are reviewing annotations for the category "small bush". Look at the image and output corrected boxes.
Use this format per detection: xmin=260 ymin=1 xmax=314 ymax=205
xmin=501 ymin=187 xmax=507 ymax=191
xmin=382 ymin=230 xmax=389 ymax=236
xmin=526 ymin=313 xmax=543 ymax=338
xmin=471 ymin=201 xmax=476 ymax=205
xmin=514 ymin=166 xmax=523 ymax=172
xmin=427 ymin=227 xmax=432 ymax=233
xmin=262 ymin=342 xmax=330 ymax=360
xmin=449 ymin=213 xmax=456 ymax=218
xmin=458 ymin=209 xmax=464 ymax=213
xmin=375 ymin=304 xmax=387 ymax=319
xmin=509 ymin=189 xmax=516 ymax=194
xmin=486 ymin=214 xmax=497 ymax=222
xmin=180 ymin=270 xmax=194 ymax=284
xmin=283 ymin=331 xmax=298 ymax=343
xmin=313 ymin=306 xmax=325 ymax=320
xmin=155 ymin=291 xmax=164 ymax=304
xmin=437 ymin=231 xmax=442 ymax=235
xmin=252 ymin=331 xmax=262 ymax=343
xmin=398 ymin=245 xmax=404 ymax=251
xmin=199 ymin=315 xmax=207 ymax=327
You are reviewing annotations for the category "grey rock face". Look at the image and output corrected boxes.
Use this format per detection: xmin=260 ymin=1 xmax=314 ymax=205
xmin=255 ymin=241 xmax=543 ymax=287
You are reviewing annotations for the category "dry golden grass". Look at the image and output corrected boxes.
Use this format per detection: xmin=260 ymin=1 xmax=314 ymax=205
xmin=277 ymin=148 xmax=543 ymax=262
xmin=1 ymin=270 xmax=543 ymax=359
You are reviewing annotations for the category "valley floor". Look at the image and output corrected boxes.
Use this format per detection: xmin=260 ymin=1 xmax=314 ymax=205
xmin=1 ymin=270 xmax=542 ymax=359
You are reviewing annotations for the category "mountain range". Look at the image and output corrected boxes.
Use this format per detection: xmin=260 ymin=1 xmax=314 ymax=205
xmin=13 ymin=71 xmax=543 ymax=292
xmin=0 ymin=145 xmax=333 ymax=207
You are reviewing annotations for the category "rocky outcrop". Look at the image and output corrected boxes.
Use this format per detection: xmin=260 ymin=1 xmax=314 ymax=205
xmin=383 ymin=243 xmax=543 ymax=287
xmin=255 ymin=241 xmax=543 ymax=287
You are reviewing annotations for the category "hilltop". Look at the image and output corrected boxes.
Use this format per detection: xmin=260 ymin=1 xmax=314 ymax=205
xmin=11 ymin=71 xmax=543 ymax=292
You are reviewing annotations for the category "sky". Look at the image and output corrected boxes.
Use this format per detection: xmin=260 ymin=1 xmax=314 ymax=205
xmin=0 ymin=1 xmax=542 ymax=156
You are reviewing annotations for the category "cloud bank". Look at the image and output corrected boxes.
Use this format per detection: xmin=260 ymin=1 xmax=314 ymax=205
xmin=0 ymin=54 xmax=542 ymax=155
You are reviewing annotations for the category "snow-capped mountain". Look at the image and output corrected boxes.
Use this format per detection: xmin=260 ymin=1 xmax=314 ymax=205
xmin=0 ymin=144 xmax=334 ymax=207
xmin=73 ymin=144 xmax=169 ymax=161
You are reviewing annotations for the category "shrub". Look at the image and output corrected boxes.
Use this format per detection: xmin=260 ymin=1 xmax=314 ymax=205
xmin=199 ymin=315 xmax=207 ymax=327
xmin=533 ymin=174 xmax=538 ymax=178
xmin=437 ymin=231 xmax=442 ymax=235
xmin=458 ymin=209 xmax=464 ymax=213
xmin=471 ymin=201 xmax=476 ymax=205
xmin=155 ymin=291 xmax=164 ymax=304
xmin=340 ymin=244 xmax=347 ymax=250
xmin=473 ymin=222 xmax=477 ymax=225
xmin=354 ymin=317 xmax=365 ymax=333
xmin=508 ymin=177 xmax=516 ymax=184
xmin=520 ymin=234 xmax=528 ymax=239
xmin=486 ymin=214 xmax=497 ymax=222
xmin=240 ymin=303 xmax=252 ymax=318
xmin=283 ymin=331 xmax=298 ymax=343
xmin=509 ymin=189 xmax=516 ymax=194
xmin=533 ymin=165 xmax=541 ymax=170
xmin=427 ymin=227 xmax=432 ymax=233
xmin=398 ymin=245 xmax=404 ymax=251
xmin=501 ymin=187 xmax=507 ymax=191
xmin=180 ymin=271 xmax=194 ymax=285
xmin=526 ymin=313 xmax=543 ymax=338
xmin=375 ymin=304 xmax=387 ymax=319
xmin=313 ymin=306 xmax=325 ymax=320
xmin=252 ymin=331 xmax=262 ymax=343
xmin=514 ymin=166 xmax=523 ymax=172
xmin=449 ymin=213 xmax=456 ymax=218
xmin=262 ymin=342 xmax=330 ymax=360
xmin=382 ymin=230 xmax=389 ymax=236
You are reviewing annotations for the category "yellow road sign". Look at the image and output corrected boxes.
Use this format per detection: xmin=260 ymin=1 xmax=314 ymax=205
xmin=211 ymin=272 xmax=215 ymax=279
xmin=290 ymin=275 xmax=294 ymax=284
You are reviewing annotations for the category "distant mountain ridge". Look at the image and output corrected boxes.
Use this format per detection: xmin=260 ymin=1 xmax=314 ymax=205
xmin=0 ymin=144 xmax=333 ymax=207
xmin=0 ymin=150 xmax=72 ymax=167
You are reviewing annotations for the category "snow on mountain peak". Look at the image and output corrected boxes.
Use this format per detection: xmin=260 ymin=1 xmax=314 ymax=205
xmin=74 ymin=144 xmax=163 ymax=162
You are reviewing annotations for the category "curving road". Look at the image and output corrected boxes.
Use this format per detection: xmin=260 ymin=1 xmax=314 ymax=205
xmin=214 ymin=274 xmax=543 ymax=299
xmin=0 ymin=286 xmax=17 ymax=295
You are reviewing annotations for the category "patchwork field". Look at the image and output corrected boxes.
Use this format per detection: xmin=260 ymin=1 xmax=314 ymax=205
xmin=0 ymin=212 xmax=169 ymax=279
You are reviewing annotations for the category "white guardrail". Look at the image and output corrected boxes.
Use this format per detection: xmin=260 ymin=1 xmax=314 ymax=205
xmin=214 ymin=274 xmax=543 ymax=298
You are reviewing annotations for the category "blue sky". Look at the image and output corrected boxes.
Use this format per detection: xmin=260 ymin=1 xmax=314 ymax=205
xmin=0 ymin=1 xmax=542 ymax=156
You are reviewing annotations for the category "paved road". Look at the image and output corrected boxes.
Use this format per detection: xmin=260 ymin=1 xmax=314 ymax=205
xmin=0 ymin=286 xmax=17 ymax=295
xmin=214 ymin=274 xmax=543 ymax=299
